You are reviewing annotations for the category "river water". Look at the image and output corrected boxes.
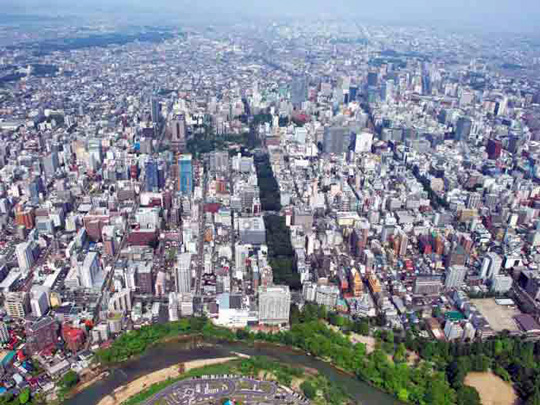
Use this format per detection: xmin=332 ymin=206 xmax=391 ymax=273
xmin=67 ymin=338 xmax=399 ymax=405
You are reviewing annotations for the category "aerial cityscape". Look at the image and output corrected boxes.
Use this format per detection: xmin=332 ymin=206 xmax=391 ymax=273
xmin=1 ymin=1 xmax=540 ymax=404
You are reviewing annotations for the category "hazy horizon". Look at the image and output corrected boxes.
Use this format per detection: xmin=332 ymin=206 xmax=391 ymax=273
xmin=2 ymin=0 xmax=540 ymax=35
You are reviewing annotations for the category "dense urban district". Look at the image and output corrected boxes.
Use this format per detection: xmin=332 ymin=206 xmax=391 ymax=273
xmin=0 ymin=15 xmax=540 ymax=405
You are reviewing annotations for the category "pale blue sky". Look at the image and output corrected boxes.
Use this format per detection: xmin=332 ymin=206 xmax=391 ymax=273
xmin=3 ymin=0 xmax=540 ymax=33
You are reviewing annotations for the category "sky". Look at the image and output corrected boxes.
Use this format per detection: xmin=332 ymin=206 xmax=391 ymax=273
xmin=3 ymin=0 xmax=540 ymax=33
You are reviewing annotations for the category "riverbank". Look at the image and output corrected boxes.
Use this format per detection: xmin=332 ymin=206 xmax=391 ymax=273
xmin=66 ymin=339 xmax=398 ymax=405
xmin=96 ymin=356 xmax=239 ymax=405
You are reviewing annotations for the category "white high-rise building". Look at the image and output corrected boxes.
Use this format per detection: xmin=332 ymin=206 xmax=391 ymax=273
xmin=235 ymin=244 xmax=250 ymax=277
xmin=80 ymin=251 xmax=100 ymax=288
xmin=168 ymin=292 xmax=179 ymax=321
xmin=0 ymin=322 xmax=9 ymax=343
xmin=481 ymin=252 xmax=502 ymax=280
xmin=176 ymin=253 xmax=192 ymax=293
xmin=445 ymin=265 xmax=467 ymax=289
xmin=4 ymin=292 xmax=30 ymax=319
xmin=30 ymin=285 xmax=50 ymax=317
xmin=258 ymin=285 xmax=291 ymax=325
xmin=108 ymin=289 xmax=132 ymax=312
xmin=16 ymin=242 xmax=34 ymax=272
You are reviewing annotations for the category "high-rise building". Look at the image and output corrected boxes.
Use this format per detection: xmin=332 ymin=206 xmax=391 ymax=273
xmin=209 ymin=151 xmax=229 ymax=173
xmin=455 ymin=117 xmax=472 ymax=141
xmin=15 ymin=206 xmax=35 ymax=230
xmin=178 ymin=154 xmax=193 ymax=195
xmin=176 ymin=253 xmax=192 ymax=293
xmin=168 ymin=292 xmax=179 ymax=321
xmin=466 ymin=192 xmax=481 ymax=209
xmin=87 ymin=139 xmax=103 ymax=164
xmin=480 ymin=252 xmax=502 ymax=280
xmin=4 ymin=292 xmax=30 ymax=319
xmin=258 ymin=285 xmax=291 ymax=325
xmin=235 ymin=244 xmax=251 ymax=275
xmin=145 ymin=159 xmax=159 ymax=192
xmin=16 ymin=242 xmax=34 ymax=272
xmin=80 ymin=251 xmax=100 ymax=288
xmin=30 ymin=285 xmax=50 ymax=317
xmin=323 ymin=127 xmax=351 ymax=155
xmin=315 ymin=284 xmax=340 ymax=308
xmin=170 ymin=116 xmax=186 ymax=152
xmin=367 ymin=72 xmax=378 ymax=87
xmin=108 ymin=289 xmax=132 ymax=312
xmin=151 ymin=98 xmax=161 ymax=124
xmin=25 ymin=316 xmax=58 ymax=355
xmin=487 ymin=139 xmax=502 ymax=160
xmin=349 ymin=85 xmax=358 ymax=102
xmin=445 ymin=265 xmax=467 ymax=289
xmin=136 ymin=261 xmax=153 ymax=295
xmin=291 ymin=76 xmax=307 ymax=108
xmin=43 ymin=152 xmax=59 ymax=178
xmin=0 ymin=322 xmax=9 ymax=343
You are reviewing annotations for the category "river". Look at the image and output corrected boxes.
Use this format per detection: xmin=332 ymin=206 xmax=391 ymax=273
xmin=67 ymin=338 xmax=399 ymax=405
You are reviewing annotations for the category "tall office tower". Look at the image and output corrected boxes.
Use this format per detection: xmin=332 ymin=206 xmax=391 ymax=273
xmin=80 ymin=251 xmax=100 ymax=288
xmin=487 ymin=139 xmax=502 ymax=160
xmin=291 ymin=75 xmax=307 ymax=108
xmin=398 ymin=232 xmax=408 ymax=257
xmin=30 ymin=285 xmax=50 ymax=317
xmin=380 ymin=80 xmax=393 ymax=101
xmin=157 ymin=160 xmax=166 ymax=189
xmin=43 ymin=152 xmax=59 ymax=178
xmin=151 ymin=98 xmax=161 ymax=124
xmin=27 ymin=177 xmax=41 ymax=204
xmin=349 ymin=85 xmax=358 ymax=102
xmin=445 ymin=265 xmax=467 ymax=288
xmin=209 ymin=151 xmax=229 ymax=173
xmin=455 ymin=117 xmax=472 ymax=141
xmin=323 ymin=127 xmax=351 ymax=155
xmin=178 ymin=154 xmax=193 ymax=195
xmin=367 ymin=71 xmax=378 ymax=87
xmin=16 ymin=242 xmax=34 ymax=272
xmin=480 ymin=252 xmax=502 ymax=280
xmin=0 ymin=322 xmax=9 ymax=343
xmin=258 ymin=285 xmax=291 ymax=325
xmin=176 ymin=253 xmax=192 ymax=293
xmin=168 ymin=292 xmax=179 ymax=321
xmin=170 ymin=115 xmax=186 ymax=152
xmin=87 ymin=139 xmax=103 ymax=164
xmin=495 ymin=97 xmax=508 ymax=116
xmin=144 ymin=159 xmax=159 ymax=192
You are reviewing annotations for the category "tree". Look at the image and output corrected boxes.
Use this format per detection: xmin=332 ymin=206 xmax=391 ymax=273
xmin=394 ymin=343 xmax=407 ymax=363
xmin=398 ymin=388 xmax=409 ymax=402
xmin=300 ymin=381 xmax=317 ymax=399
xmin=59 ymin=370 xmax=79 ymax=390
xmin=18 ymin=388 xmax=30 ymax=405
xmin=527 ymin=389 xmax=540 ymax=405
xmin=456 ymin=386 xmax=481 ymax=405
